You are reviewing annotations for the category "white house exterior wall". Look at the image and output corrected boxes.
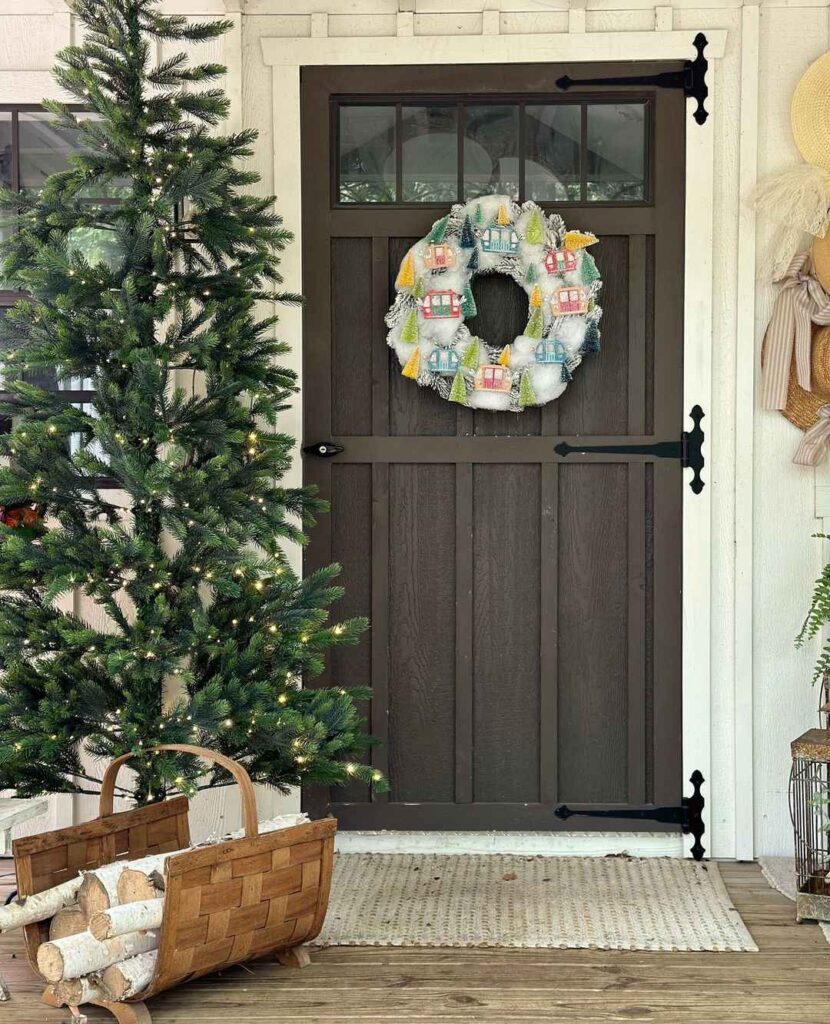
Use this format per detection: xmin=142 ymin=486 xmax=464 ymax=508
xmin=1 ymin=0 xmax=829 ymax=858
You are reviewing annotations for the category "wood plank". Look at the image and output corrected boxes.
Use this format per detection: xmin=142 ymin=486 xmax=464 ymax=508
xmin=627 ymin=462 xmax=647 ymax=805
xmin=539 ymin=462 xmax=558 ymax=805
xmin=472 ymin=464 xmax=541 ymax=802
xmin=455 ymin=462 xmax=474 ymax=805
xmin=370 ymin=462 xmax=390 ymax=800
xmin=557 ymin=463 xmax=629 ymax=803
xmin=387 ymin=464 xmax=456 ymax=803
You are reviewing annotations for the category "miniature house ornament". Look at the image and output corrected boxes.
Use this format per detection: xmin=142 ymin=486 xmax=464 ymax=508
xmin=385 ymin=197 xmax=602 ymax=412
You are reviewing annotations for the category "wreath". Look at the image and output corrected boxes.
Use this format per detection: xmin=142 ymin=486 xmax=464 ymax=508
xmin=386 ymin=196 xmax=602 ymax=411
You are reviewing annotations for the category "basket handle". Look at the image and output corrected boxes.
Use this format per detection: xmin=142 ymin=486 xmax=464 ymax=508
xmin=98 ymin=744 xmax=259 ymax=838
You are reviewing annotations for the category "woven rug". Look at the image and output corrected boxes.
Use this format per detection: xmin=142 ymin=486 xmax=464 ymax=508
xmin=313 ymin=853 xmax=758 ymax=951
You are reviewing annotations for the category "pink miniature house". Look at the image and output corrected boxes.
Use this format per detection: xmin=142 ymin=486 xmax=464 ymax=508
xmin=551 ymin=286 xmax=589 ymax=316
xmin=423 ymin=243 xmax=457 ymax=269
xmin=474 ymin=364 xmax=512 ymax=392
xmin=421 ymin=289 xmax=462 ymax=319
xmin=544 ymin=249 xmax=577 ymax=274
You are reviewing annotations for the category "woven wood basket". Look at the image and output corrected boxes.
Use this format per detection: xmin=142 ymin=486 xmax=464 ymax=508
xmin=12 ymin=744 xmax=337 ymax=1024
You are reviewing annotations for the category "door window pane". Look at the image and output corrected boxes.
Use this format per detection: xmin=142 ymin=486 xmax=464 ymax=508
xmin=402 ymin=105 xmax=457 ymax=202
xmin=67 ymin=226 xmax=123 ymax=269
xmin=525 ymin=105 xmax=581 ymax=202
xmin=586 ymin=103 xmax=646 ymax=201
xmin=463 ymin=105 xmax=519 ymax=200
xmin=338 ymin=105 xmax=396 ymax=203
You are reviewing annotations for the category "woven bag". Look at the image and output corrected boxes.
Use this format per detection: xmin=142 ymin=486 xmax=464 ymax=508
xmin=12 ymin=744 xmax=336 ymax=1023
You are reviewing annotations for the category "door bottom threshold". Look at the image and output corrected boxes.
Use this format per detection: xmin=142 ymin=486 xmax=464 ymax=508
xmin=335 ymin=830 xmax=685 ymax=858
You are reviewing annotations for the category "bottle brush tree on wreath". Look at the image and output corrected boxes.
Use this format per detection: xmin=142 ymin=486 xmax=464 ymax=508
xmin=0 ymin=0 xmax=385 ymax=804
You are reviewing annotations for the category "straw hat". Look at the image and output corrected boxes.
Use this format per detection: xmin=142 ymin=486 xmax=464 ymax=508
xmin=792 ymin=52 xmax=830 ymax=172
xmin=782 ymin=324 xmax=830 ymax=430
xmin=812 ymin=231 xmax=830 ymax=293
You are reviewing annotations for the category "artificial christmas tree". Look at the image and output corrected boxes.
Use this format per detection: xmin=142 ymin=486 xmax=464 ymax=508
xmin=518 ymin=371 xmax=537 ymax=409
xmin=525 ymin=306 xmax=544 ymax=339
xmin=459 ymin=215 xmax=476 ymax=250
xmin=448 ymin=371 xmax=468 ymax=405
xmin=461 ymin=282 xmax=477 ymax=318
xmin=400 ymin=309 xmax=419 ymax=344
xmin=580 ymin=253 xmax=601 ymax=285
xmin=396 ymin=251 xmax=415 ymax=289
xmin=461 ymin=338 xmax=481 ymax=371
xmin=0 ymin=0 xmax=382 ymax=804
xmin=427 ymin=215 xmax=449 ymax=244
xmin=525 ymin=210 xmax=544 ymax=246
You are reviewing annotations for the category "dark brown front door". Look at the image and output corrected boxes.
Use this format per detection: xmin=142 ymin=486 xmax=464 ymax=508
xmin=301 ymin=63 xmax=685 ymax=831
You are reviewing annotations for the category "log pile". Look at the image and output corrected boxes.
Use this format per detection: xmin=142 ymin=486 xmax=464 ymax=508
xmin=1 ymin=813 xmax=308 ymax=1006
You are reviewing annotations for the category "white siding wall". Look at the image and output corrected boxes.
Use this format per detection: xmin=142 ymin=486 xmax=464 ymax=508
xmin=1 ymin=0 xmax=828 ymax=856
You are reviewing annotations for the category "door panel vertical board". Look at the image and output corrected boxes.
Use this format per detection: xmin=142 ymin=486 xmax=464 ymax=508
xmin=645 ymin=462 xmax=655 ymax=804
xmin=651 ymin=460 xmax=683 ymax=807
xmin=332 ymin=238 xmax=373 ymax=436
xmin=329 ymin=463 xmax=373 ymax=803
xmin=539 ymin=462 xmax=559 ymax=805
xmin=557 ymin=463 xmax=629 ymax=803
xmin=472 ymin=464 xmax=541 ymax=803
xmin=370 ymin=463 xmax=390 ymax=799
xmin=455 ymin=462 xmax=474 ymax=805
xmin=372 ymin=238 xmax=391 ymax=438
xmin=627 ymin=462 xmax=647 ymax=805
xmin=557 ymin=234 xmax=629 ymax=438
xmin=388 ymin=463 xmax=457 ymax=802
xmin=627 ymin=235 xmax=647 ymax=436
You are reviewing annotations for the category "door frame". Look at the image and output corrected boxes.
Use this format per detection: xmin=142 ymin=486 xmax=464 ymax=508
xmin=262 ymin=27 xmax=728 ymax=857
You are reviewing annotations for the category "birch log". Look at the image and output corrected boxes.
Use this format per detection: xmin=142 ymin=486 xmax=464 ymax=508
xmin=115 ymin=854 xmax=171 ymax=904
xmin=37 ymin=928 xmax=159 ymax=982
xmin=49 ymin=907 xmax=88 ymax=941
xmin=101 ymin=950 xmax=157 ymax=1001
xmin=0 ymin=877 xmax=82 ymax=933
xmin=89 ymin=899 xmax=164 ymax=941
xmin=77 ymin=862 xmax=127 ymax=919
xmin=55 ymin=976 xmax=108 ymax=1006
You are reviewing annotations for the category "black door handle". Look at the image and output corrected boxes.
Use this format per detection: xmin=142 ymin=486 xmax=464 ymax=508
xmin=303 ymin=441 xmax=345 ymax=458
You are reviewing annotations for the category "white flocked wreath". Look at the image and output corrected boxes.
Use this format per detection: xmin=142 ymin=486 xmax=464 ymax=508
xmin=386 ymin=195 xmax=603 ymax=412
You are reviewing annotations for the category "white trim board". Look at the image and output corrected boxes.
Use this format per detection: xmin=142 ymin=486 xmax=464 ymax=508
xmin=336 ymin=831 xmax=684 ymax=858
xmin=262 ymin=27 xmax=724 ymax=858
xmin=262 ymin=30 xmax=727 ymax=66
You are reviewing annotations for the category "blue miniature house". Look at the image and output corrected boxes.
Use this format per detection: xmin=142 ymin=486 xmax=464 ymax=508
xmin=535 ymin=339 xmax=567 ymax=364
xmin=480 ymin=226 xmax=519 ymax=254
xmin=429 ymin=347 xmax=460 ymax=375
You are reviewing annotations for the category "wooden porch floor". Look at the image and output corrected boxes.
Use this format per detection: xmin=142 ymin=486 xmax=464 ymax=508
xmin=1 ymin=862 xmax=828 ymax=1023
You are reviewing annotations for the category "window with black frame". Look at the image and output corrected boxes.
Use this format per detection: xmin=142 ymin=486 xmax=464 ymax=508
xmin=0 ymin=107 xmax=122 ymax=453
xmin=336 ymin=99 xmax=649 ymax=206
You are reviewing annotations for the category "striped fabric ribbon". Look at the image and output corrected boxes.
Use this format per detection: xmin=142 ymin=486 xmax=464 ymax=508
xmin=760 ymin=253 xmax=830 ymax=410
xmin=794 ymin=404 xmax=830 ymax=466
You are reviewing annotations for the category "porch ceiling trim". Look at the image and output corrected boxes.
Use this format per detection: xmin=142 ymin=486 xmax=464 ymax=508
xmin=262 ymin=29 xmax=728 ymax=65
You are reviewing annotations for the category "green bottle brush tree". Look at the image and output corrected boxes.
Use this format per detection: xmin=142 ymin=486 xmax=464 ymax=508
xmin=0 ymin=0 xmax=384 ymax=804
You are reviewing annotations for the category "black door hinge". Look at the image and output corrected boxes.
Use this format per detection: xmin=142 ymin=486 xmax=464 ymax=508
xmin=556 ymin=33 xmax=710 ymax=126
xmin=303 ymin=441 xmax=345 ymax=458
xmin=554 ymin=405 xmax=704 ymax=495
xmin=554 ymin=770 xmax=706 ymax=861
